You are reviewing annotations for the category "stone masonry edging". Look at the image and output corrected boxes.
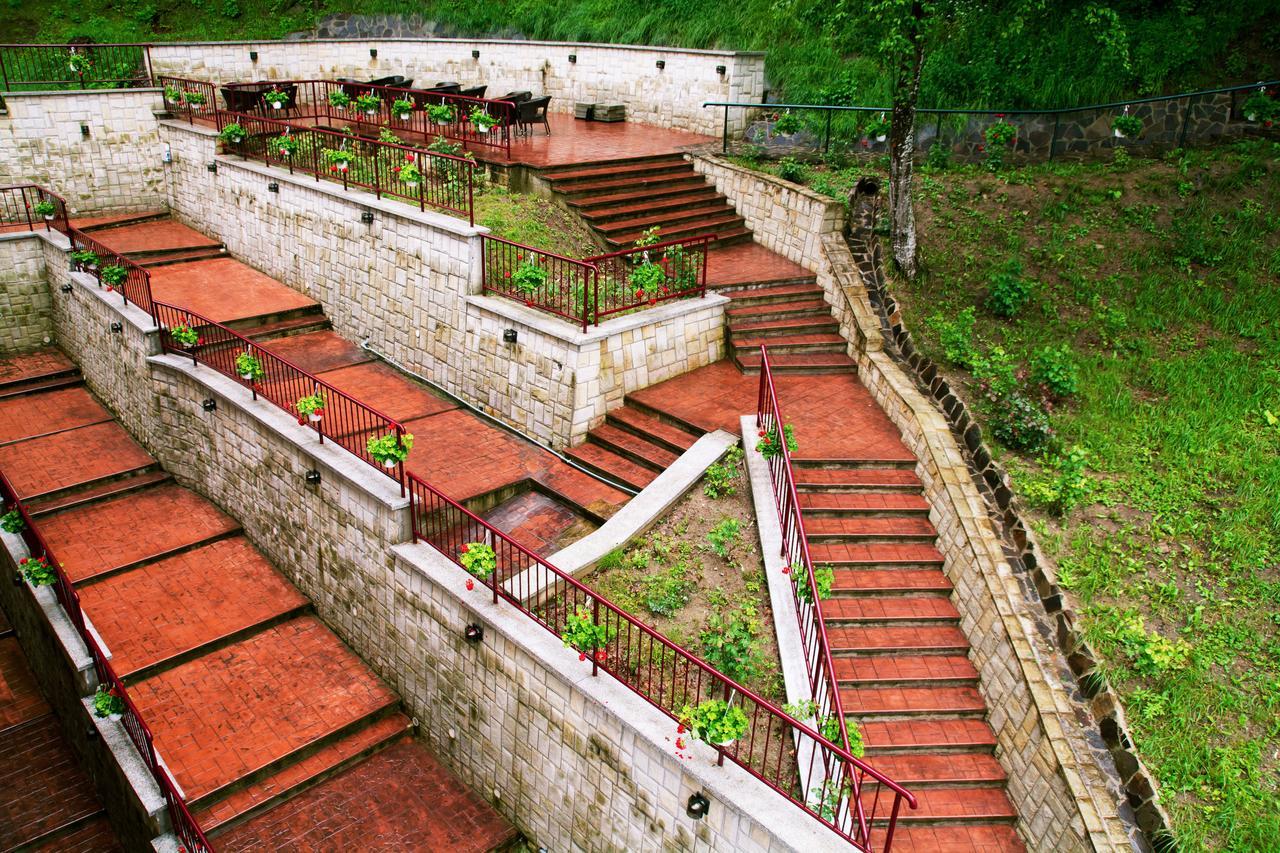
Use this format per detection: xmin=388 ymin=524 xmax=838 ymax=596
xmin=843 ymin=204 xmax=1168 ymax=851
xmin=35 ymin=229 xmax=848 ymax=852
xmin=0 ymin=234 xmax=53 ymax=353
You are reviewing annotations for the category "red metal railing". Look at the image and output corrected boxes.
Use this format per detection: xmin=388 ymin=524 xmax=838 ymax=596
xmin=156 ymin=75 xmax=219 ymax=125
xmin=407 ymin=470 xmax=915 ymax=849
xmin=0 ymin=471 xmax=212 ymax=851
xmin=223 ymin=79 xmax=517 ymax=157
xmin=586 ymin=235 xmax=712 ymax=321
xmin=152 ymin=301 xmax=408 ymax=492
xmin=214 ymin=110 xmax=476 ymax=224
xmin=67 ymin=228 xmax=155 ymax=319
xmin=480 ymin=236 xmax=600 ymax=330
xmin=0 ymin=184 xmax=70 ymax=236
xmin=0 ymin=43 xmax=152 ymax=91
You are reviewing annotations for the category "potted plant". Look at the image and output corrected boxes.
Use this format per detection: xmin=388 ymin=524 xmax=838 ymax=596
xmin=99 ymin=265 xmax=129 ymax=291
xmin=19 ymin=555 xmax=56 ymax=587
xmin=790 ymin=560 xmax=834 ymax=603
xmin=459 ymin=542 xmax=496 ymax=591
xmin=69 ymin=249 xmax=98 ymax=271
xmin=392 ymin=98 xmax=415 ymax=121
xmin=392 ymin=157 xmax=422 ymax=188
xmin=235 ymin=350 xmax=264 ymax=382
xmin=470 ymin=105 xmax=499 ymax=134
xmin=367 ymin=431 xmax=413 ymax=468
xmin=33 ymin=200 xmax=57 ymax=221
xmin=183 ymin=90 xmax=207 ymax=110
xmin=355 ymin=93 xmax=382 ymax=117
xmin=262 ymin=88 xmax=290 ymax=110
xmin=985 ymin=115 xmax=1017 ymax=148
xmin=560 ymin=604 xmax=615 ymax=663
xmin=755 ymin=422 xmax=797 ymax=460
xmin=296 ymin=391 xmax=325 ymax=424
xmin=1112 ymin=110 xmax=1143 ymax=139
xmin=323 ymin=147 xmax=353 ymax=173
xmin=66 ymin=50 xmax=91 ymax=75
xmin=511 ymin=256 xmax=548 ymax=300
xmin=328 ymin=90 xmax=353 ymax=111
xmin=168 ymin=323 xmax=200 ymax=349
xmin=1242 ymin=90 xmax=1276 ymax=123
xmin=218 ymin=123 xmax=247 ymax=145
xmin=679 ymin=698 xmax=749 ymax=746
xmin=426 ymin=103 xmax=456 ymax=126
xmin=92 ymin=685 xmax=126 ymax=719
xmin=272 ymin=133 xmax=299 ymax=158
xmin=163 ymin=85 xmax=183 ymax=105
xmin=865 ymin=113 xmax=891 ymax=143
xmin=0 ymin=509 xmax=24 ymax=534
xmin=773 ymin=110 xmax=802 ymax=136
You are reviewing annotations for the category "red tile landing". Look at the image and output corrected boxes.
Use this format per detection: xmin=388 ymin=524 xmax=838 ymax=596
xmin=89 ymin=219 xmax=219 ymax=254
xmin=314 ymin=362 xmax=458 ymax=423
xmin=129 ymin=616 xmax=397 ymax=802
xmin=0 ymin=636 xmax=50 ymax=729
xmin=214 ymin=738 xmax=518 ymax=853
xmin=0 ymin=421 xmax=155 ymax=499
xmin=29 ymin=816 xmax=123 ymax=852
xmin=258 ymin=330 xmax=372 ymax=375
xmin=706 ymin=242 xmax=813 ymax=287
xmin=71 ymin=211 xmax=167 ymax=231
xmin=0 ymin=348 xmax=74 ymax=386
xmin=0 ymin=715 xmax=107 ymax=849
xmin=476 ymin=113 xmax=713 ymax=168
xmin=482 ymin=489 xmax=598 ymax=556
xmin=77 ymin=537 xmax=308 ymax=677
xmin=0 ymin=386 xmax=110 ymax=445
xmin=148 ymin=258 xmax=318 ymax=324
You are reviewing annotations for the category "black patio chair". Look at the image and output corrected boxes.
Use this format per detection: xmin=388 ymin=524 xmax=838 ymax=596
xmin=497 ymin=90 xmax=532 ymax=104
xmin=459 ymin=85 xmax=487 ymax=99
xmin=516 ymin=95 xmax=552 ymax=136
xmin=220 ymin=85 xmax=262 ymax=113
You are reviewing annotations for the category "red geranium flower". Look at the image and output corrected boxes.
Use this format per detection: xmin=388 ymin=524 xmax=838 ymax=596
xmin=297 ymin=417 xmax=306 ymax=425
xmin=782 ymin=565 xmax=791 ymax=575
xmin=465 ymin=578 xmax=475 ymax=591
xmin=461 ymin=543 xmax=470 ymax=553
xmin=578 ymin=652 xmax=587 ymax=662
xmin=635 ymin=289 xmax=645 ymax=299
xmin=595 ymin=649 xmax=607 ymax=662
xmin=677 ymin=724 xmax=687 ymax=734
xmin=675 ymin=737 xmax=686 ymax=750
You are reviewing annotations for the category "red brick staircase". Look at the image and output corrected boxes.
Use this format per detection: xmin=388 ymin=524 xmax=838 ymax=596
xmin=724 ymin=280 xmax=854 ymax=374
xmin=542 ymin=153 xmax=752 ymax=249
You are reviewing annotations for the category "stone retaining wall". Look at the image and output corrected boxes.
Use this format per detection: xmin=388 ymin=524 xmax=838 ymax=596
xmin=0 ymin=234 xmax=53 ymax=353
xmin=159 ymin=120 xmax=724 ymax=448
xmin=0 ymin=90 xmax=167 ymax=214
xmin=149 ymin=39 xmax=764 ymax=136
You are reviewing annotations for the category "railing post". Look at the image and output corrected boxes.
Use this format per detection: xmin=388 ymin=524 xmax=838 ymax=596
xmin=824 ymin=110 xmax=832 ymax=153
xmin=395 ymin=424 xmax=405 ymax=498
xmin=1178 ymin=94 xmax=1197 ymax=149
xmin=591 ymin=596 xmax=601 ymax=677
xmin=143 ymin=45 xmax=153 ymax=87
xmin=722 ymin=104 xmax=729 ymax=154
xmin=1049 ymin=115 xmax=1060 ymax=160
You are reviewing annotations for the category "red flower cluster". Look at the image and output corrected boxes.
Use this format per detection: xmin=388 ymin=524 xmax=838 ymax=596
xmin=465 ymin=578 xmax=475 ymax=591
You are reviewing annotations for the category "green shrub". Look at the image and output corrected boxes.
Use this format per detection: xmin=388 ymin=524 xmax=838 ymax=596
xmin=985 ymin=262 xmax=1033 ymax=317
xmin=927 ymin=307 xmax=978 ymax=368
xmin=707 ymin=518 xmax=741 ymax=559
xmin=1 ymin=509 xmax=25 ymax=533
xmin=92 ymin=685 xmax=125 ymax=718
xmin=776 ymin=157 xmax=809 ymax=184
xmin=703 ymin=445 xmax=743 ymax=498
xmin=924 ymin=142 xmax=951 ymax=171
xmin=1030 ymin=344 xmax=1079 ymax=398
xmin=990 ymin=392 xmax=1054 ymax=452
xmin=1112 ymin=612 xmax=1191 ymax=676
xmin=756 ymin=423 xmax=797 ymax=460
xmin=642 ymin=563 xmax=693 ymax=616
xmin=561 ymin=604 xmax=616 ymax=659
xmin=1021 ymin=446 xmax=1090 ymax=516
xmin=700 ymin=605 xmax=765 ymax=682
xmin=792 ymin=561 xmax=834 ymax=603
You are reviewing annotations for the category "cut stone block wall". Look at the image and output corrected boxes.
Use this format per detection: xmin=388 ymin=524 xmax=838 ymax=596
xmin=38 ymin=228 xmax=843 ymax=851
xmin=149 ymin=39 xmax=764 ymax=136
xmin=159 ymin=121 xmax=725 ymax=447
xmin=0 ymin=90 xmax=167 ymax=214
xmin=0 ymin=235 xmax=53 ymax=353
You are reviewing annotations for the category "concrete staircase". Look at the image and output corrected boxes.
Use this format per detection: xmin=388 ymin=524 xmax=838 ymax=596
xmin=564 ymin=401 xmax=701 ymax=491
xmin=542 ymin=154 xmax=752 ymax=249
xmin=724 ymin=280 xmax=854 ymax=375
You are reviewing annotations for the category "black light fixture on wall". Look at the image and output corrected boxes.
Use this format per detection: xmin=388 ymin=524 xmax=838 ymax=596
xmin=267 ymin=182 xmax=279 ymax=193
xmin=305 ymin=469 xmax=322 ymax=485
xmin=360 ymin=210 xmax=375 ymax=224
xmin=472 ymin=49 xmax=481 ymax=59
xmin=568 ymin=54 xmax=577 ymax=63
xmin=464 ymin=624 xmax=484 ymax=643
xmin=206 ymin=162 xmax=217 ymax=173
xmin=686 ymin=792 xmax=709 ymax=820
xmin=249 ymin=50 xmax=258 ymax=62
xmin=655 ymin=59 xmax=665 ymax=70
xmin=370 ymin=48 xmax=378 ymax=59
xmin=202 ymin=398 xmax=217 ymax=412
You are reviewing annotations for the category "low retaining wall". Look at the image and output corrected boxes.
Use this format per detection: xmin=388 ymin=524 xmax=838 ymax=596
xmin=160 ymin=120 xmax=724 ymax=448
xmin=0 ymin=90 xmax=168 ymax=214
xmin=0 ymin=234 xmax=53 ymax=353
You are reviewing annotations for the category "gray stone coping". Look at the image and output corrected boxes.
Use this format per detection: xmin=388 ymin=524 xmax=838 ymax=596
xmin=466 ymin=291 xmax=728 ymax=346
xmin=83 ymin=696 xmax=168 ymax=826
xmin=149 ymin=38 xmax=764 ymax=58
xmin=0 ymin=87 xmax=162 ymax=99
xmin=0 ymin=530 xmax=96 ymax=680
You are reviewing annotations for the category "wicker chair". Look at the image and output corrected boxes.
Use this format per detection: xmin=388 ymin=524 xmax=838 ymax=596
xmin=516 ymin=96 xmax=552 ymax=136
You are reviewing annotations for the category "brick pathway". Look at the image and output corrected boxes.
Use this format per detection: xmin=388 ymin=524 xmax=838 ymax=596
xmin=0 ymin=386 xmax=112 ymax=445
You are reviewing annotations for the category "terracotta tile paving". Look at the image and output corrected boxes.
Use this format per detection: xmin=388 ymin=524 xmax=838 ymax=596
xmin=0 ymin=636 xmax=50 ymax=729
xmin=890 ymin=824 xmax=1025 ymax=853
xmin=258 ymin=330 xmax=372 ymax=375
xmin=129 ymin=616 xmax=397 ymax=801
xmin=0 ymin=715 xmax=103 ymax=848
xmin=29 ymin=816 xmax=123 ymax=852
xmin=149 ymin=258 xmax=319 ymax=324
xmin=40 ymin=482 xmax=240 ymax=582
xmin=215 ymin=738 xmax=518 ymax=853
xmin=476 ymin=113 xmax=713 ymax=168
xmin=313 ymin=362 xmax=457 ymax=423
xmin=833 ymin=654 xmax=978 ymax=684
xmin=0 ymin=386 xmax=110 ymax=445
xmin=71 ymin=211 xmax=166 ymax=230
xmin=706 ymin=242 xmax=812 ymax=286
xmin=482 ymin=489 xmax=598 ymax=556
xmin=78 ymin=537 xmax=309 ymax=677
xmin=0 ymin=348 xmax=74 ymax=386
xmin=0 ymin=421 xmax=154 ymax=499
xmin=89 ymin=219 xmax=219 ymax=254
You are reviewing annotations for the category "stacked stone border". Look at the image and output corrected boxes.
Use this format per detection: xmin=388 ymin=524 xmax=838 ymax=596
xmin=692 ymin=153 xmax=1146 ymax=850
xmin=845 ymin=199 xmax=1174 ymax=851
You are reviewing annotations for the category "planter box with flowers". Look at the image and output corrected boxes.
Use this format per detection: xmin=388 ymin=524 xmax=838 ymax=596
xmin=470 ymin=105 xmax=500 ymax=135
xmin=392 ymin=98 xmax=415 ymax=122
xmin=295 ymin=392 xmax=325 ymax=424
xmin=235 ymin=351 xmax=264 ymax=382
xmin=99 ymin=265 xmax=129 ymax=293
xmin=262 ymin=88 xmax=290 ymax=111
xmin=772 ymin=110 xmax=803 ymax=137
xmin=427 ymin=103 xmax=457 ymax=127
xmin=272 ymin=133 xmax=299 ymax=159
xmin=865 ymin=113 xmax=891 ymax=143
xmin=560 ymin=604 xmax=616 ymax=663
xmin=328 ymin=90 xmax=353 ymax=112
xmin=1112 ymin=111 xmax=1143 ymax=139
xmin=33 ymin=200 xmax=57 ymax=221
xmin=218 ymin=123 xmax=247 ymax=148
xmin=392 ymin=157 xmax=422 ymax=190
xmin=459 ymin=541 xmax=496 ymax=591
xmin=367 ymin=431 xmax=413 ymax=469
xmin=1242 ymin=90 xmax=1276 ymax=124
xmin=92 ymin=685 xmax=126 ymax=720
xmin=168 ymin=323 xmax=201 ymax=350
xmin=19 ymin=555 xmax=56 ymax=587
xmin=355 ymin=93 xmax=382 ymax=118
xmin=69 ymin=249 xmax=98 ymax=272
xmin=678 ymin=698 xmax=749 ymax=747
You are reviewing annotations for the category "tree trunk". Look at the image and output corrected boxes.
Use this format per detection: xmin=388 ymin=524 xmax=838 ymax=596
xmin=888 ymin=2 xmax=926 ymax=279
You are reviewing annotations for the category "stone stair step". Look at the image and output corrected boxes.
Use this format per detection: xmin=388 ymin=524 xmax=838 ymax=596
xmin=551 ymin=172 xmax=705 ymax=197
xmin=563 ymin=442 xmax=655 ymax=492
xmin=569 ymin=181 xmax=722 ymax=212
xmin=830 ymin=567 xmax=951 ymax=596
xmin=137 ymin=247 xmax=228 ymax=268
xmin=834 ymin=655 xmax=978 ymax=686
xmin=542 ymin=155 xmax=689 ymax=183
xmin=820 ymin=596 xmax=960 ymax=625
xmin=603 ymin=215 xmax=748 ymax=249
xmin=865 ymin=786 xmax=1017 ymax=825
xmin=724 ymin=283 xmax=826 ymax=305
xmin=22 ymin=461 xmax=164 ymax=508
xmin=244 ymin=314 xmax=335 ymax=342
xmin=588 ymin=423 xmax=676 ymax=471
xmin=887 ymin=823 xmax=1026 ymax=852
xmin=77 ymin=210 xmax=170 ymax=232
xmin=793 ymin=467 xmax=923 ymax=493
xmin=617 ymin=396 xmax=709 ymax=440
xmin=803 ymin=516 xmax=937 ymax=543
xmin=593 ymin=202 xmax=739 ymax=236
xmin=841 ymin=684 xmax=987 ymax=717
xmin=28 ymin=471 xmax=173 ymax=518
xmin=828 ymin=624 xmax=970 ymax=656
xmin=605 ymin=405 xmax=701 ymax=455
xmin=731 ymin=332 xmax=847 ymax=354
xmin=0 ymin=373 xmax=83 ymax=401
xmin=225 ymin=304 xmax=328 ymax=335
xmin=578 ymin=190 xmax=724 ymax=222
xmin=797 ymin=492 xmax=931 ymax=516
xmin=727 ymin=314 xmax=839 ymax=337
xmin=791 ymin=457 xmax=917 ymax=471
xmin=197 ymin=714 xmax=410 ymax=833
xmin=857 ymin=752 xmax=1006 ymax=788
xmin=734 ymin=351 xmax=856 ymax=375
xmin=861 ymin=718 xmax=997 ymax=755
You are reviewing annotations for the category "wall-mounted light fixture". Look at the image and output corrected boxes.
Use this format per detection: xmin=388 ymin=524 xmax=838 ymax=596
xmin=305 ymin=469 xmax=322 ymax=485
xmin=202 ymin=398 xmax=217 ymax=412
xmin=568 ymin=54 xmax=577 ymax=63
xmin=12 ymin=570 xmax=22 ymax=587
xmin=369 ymin=48 xmax=378 ymax=59
xmin=206 ymin=162 xmax=218 ymax=174
xmin=472 ymin=49 xmax=481 ymax=59
xmin=249 ymin=50 xmax=259 ymax=62
xmin=86 ymin=726 xmax=99 ymax=741
xmin=60 ymin=284 xmax=73 ymax=293
xmin=503 ymin=328 xmax=518 ymax=343
xmin=110 ymin=322 xmax=123 ymax=334
xmin=655 ymin=59 xmax=666 ymax=70
xmin=161 ymin=142 xmax=172 ymax=163
xmin=267 ymin=182 xmax=279 ymax=193
xmin=80 ymin=123 xmax=91 ymax=139
xmin=716 ymin=65 xmax=726 ymax=76
xmin=360 ymin=210 xmax=375 ymax=224
xmin=464 ymin=624 xmax=484 ymax=643
xmin=686 ymin=792 xmax=710 ymax=820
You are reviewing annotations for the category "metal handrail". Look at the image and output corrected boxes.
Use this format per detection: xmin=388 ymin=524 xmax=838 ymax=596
xmin=0 ymin=184 xmax=71 ymax=238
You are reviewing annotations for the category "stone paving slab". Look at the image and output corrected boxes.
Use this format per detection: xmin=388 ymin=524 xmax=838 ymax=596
xmin=0 ymin=636 xmax=50 ymax=730
xmin=477 ymin=113 xmax=713 ymax=167
xmin=0 ymin=421 xmax=154 ymax=499
xmin=706 ymin=241 xmax=812 ymax=286
xmin=78 ymin=536 xmax=309 ymax=677
xmin=313 ymin=362 xmax=457 ymax=424
xmin=0 ymin=715 xmax=103 ymax=849
xmin=89 ymin=220 xmax=220 ymax=254
xmin=0 ymin=348 xmax=75 ymax=387
xmin=149 ymin=258 xmax=319 ymax=324
xmin=258 ymin=330 xmax=372 ymax=375
xmin=0 ymin=386 xmax=110 ymax=445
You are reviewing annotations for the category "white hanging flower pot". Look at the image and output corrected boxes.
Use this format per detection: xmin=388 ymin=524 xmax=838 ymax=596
xmin=1246 ymin=113 xmax=1256 ymax=121
xmin=1114 ymin=128 xmax=1124 ymax=138
xmin=309 ymin=413 xmax=323 ymax=423
xmin=382 ymin=458 xmax=397 ymax=469
xmin=398 ymin=112 xmax=411 ymax=121
xmin=271 ymin=102 xmax=283 ymax=110
xmin=477 ymin=125 xmax=491 ymax=134
xmin=43 ymin=214 xmax=54 ymax=221
xmin=876 ymin=134 xmax=887 ymax=142
xmin=240 ymin=372 xmax=254 ymax=381
xmin=365 ymin=109 xmax=378 ymax=117
xmin=337 ymin=161 xmax=349 ymax=172
xmin=403 ymin=180 xmax=418 ymax=189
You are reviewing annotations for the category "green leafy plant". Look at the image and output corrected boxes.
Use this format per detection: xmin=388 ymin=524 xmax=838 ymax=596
xmin=679 ymin=699 xmax=749 ymax=745
xmin=262 ymin=88 xmax=290 ymax=109
xmin=470 ymin=105 xmax=499 ymax=132
xmin=99 ymin=265 xmax=128 ymax=288
xmin=1111 ymin=612 xmax=1191 ymax=677
xmin=163 ymin=84 xmax=182 ymax=104
xmin=703 ymin=445 xmax=743 ymax=498
xmin=391 ymin=98 xmax=415 ymax=119
xmin=182 ymin=90 xmax=207 ymax=107
xmin=511 ymin=257 xmax=548 ymax=297
xmin=986 ymin=262 xmax=1033 ymax=317
xmin=66 ymin=50 xmax=92 ymax=74
xmin=561 ymin=604 xmax=615 ymax=661
xmin=323 ymin=148 xmax=353 ymax=172
xmin=218 ymin=123 xmax=247 ymax=144
xmin=69 ymin=249 xmax=99 ymax=270
xmin=1242 ymin=90 xmax=1276 ymax=122
xmin=168 ymin=323 xmax=199 ymax=348
xmin=378 ymin=127 xmax=404 ymax=145
xmin=234 ymin=351 xmax=263 ymax=381
xmin=393 ymin=157 xmax=422 ymax=186
xmin=706 ymin=518 xmax=741 ymax=559
xmin=1021 ymin=445 xmax=1089 ymax=516
xmin=810 ymin=781 xmax=851 ymax=821
xmin=985 ymin=117 xmax=1017 ymax=148
xmin=628 ymin=257 xmax=667 ymax=302
xmin=755 ymin=423 xmax=797 ymax=460
xmin=327 ymin=90 xmax=352 ymax=110
xmin=459 ymin=542 xmax=497 ymax=580
xmin=773 ymin=110 xmax=803 ymax=136
xmin=355 ymin=93 xmax=382 ymax=114
xmin=33 ymin=200 xmax=57 ymax=219
xmin=426 ymin=103 xmax=457 ymax=124
xmin=776 ymin=156 xmax=810 ymax=184
xmin=272 ymin=134 xmax=299 ymax=157
xmin=791 ymin=561 xmax=834 ymax=603
xmin=295 ymin=392 xmax=325 ymax=422
xmin=927 ymin=307 xmax=978 ymax=368
xmin=700 ymin=605 xmax=765 ymax=682
xmin=92 ymin=685 xmax=126 ymax=718
xmin=19 ymin=555 xmax=56 ymax=586
xmin=782 ymin=699 xmax=844 ymax=745
xmin=1 ymin=509 xmax=24 ymax=534
xmin=865 ymin=113 xmax=891 ymax=140
xmin=642 ymin=563 xmax=693 ymax=616
xmin=1112 ymin=112 xmax=1143 ymax=138
xmin=367 ymin=431 xmax=414 ymax=467
xmin=990 ymin=391 xmax=1053 ymax=452
xmin=1030 ymin=344 xmax=1079 ymax=397
xmin=924 ymin=141 xmax=951 ymax=170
